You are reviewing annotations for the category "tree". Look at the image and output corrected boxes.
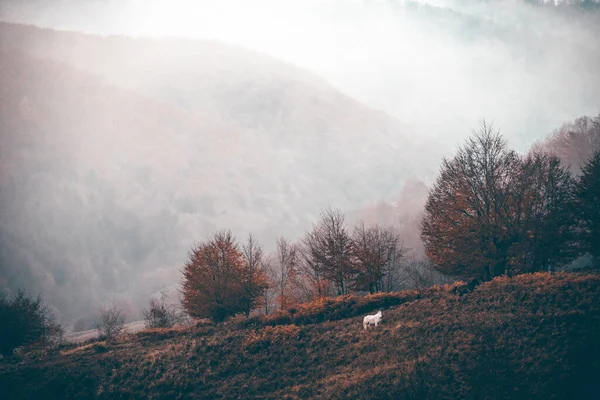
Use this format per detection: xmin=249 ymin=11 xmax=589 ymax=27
xmin=142 ymin=290 xmax=182 ymax=329
xmin=182 ymin=230 xmax=250 ymax=322
xmin=575 ymin=150 xmax=600 ymax=264
xmin=297 ymin=226 xmax=334 ymax=300
xmin=510 ymin=152 xmax=578 ymax=273
xmin=422 ymin=123 xmax=521 ymax=280
xmin=422 ymin=124 xmax=579 ymax=280
xmin=303 ymin=208 xmax=356 ymax=294
xmin=258 ymin=258 xmax=277 ymax=315
xmin=352 ymin=223 xmax=405 ymax=293
xmin=532 ymin=113 xmax=600 ymax=174
xmin=275 ymin=237 xmax=298 ymax=310
xmin=240 ymin=234 xmax=269 ymax=317
xmin=399 ymin=256 xmax=451 ymax=291
xmin=0 ymin=290 xmax=63 ymax=356
xmin=95 ymin=304 xmax=125 ymax=341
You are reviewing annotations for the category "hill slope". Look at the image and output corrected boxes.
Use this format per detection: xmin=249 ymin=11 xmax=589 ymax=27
xmin=1 ymin=272 xmax=599 ymax=399
xmin=0 ymin=23 xmax=443 ymax=323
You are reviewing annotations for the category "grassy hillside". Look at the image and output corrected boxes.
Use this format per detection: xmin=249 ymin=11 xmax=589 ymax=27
xmin=1 ymin=272 xmax=599 ymax=399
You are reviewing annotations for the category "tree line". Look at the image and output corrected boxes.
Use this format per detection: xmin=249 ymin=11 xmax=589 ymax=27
xmin=181 ymin=118 xmax=600 ymax=322
xmin=422 ymin=121 xmax=600 ymax=281
xmin=2 ymin=115 xmax=598 ymax=352
xmin=181 ymin=208 xmax=418 ymax=322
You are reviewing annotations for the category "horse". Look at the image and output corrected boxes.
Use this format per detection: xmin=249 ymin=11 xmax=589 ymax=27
xmin=363 ymin=310 xmax=382 ymax=330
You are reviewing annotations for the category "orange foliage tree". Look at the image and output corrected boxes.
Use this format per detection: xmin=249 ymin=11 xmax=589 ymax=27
xmin=182 ymin=230 xmax=267 ymax=322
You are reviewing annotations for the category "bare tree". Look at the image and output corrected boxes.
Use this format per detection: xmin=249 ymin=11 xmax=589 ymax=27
xmin=532 ymin=113 xmax=600 ymax=174
xmin=422 ymin=122 xmax=521 ymax=280
xmin=381 ymin=227 xmax=409 ymax=292
xmin=142 ymin=290 xmax=182 ymax=329
xmin=96 ymin=304 xmax=125 ymax=341
xmin=298 ymin=226 xmax=335 ymax=299
xmin=352 ymin=223 xmax=406 ymax=293
xmin=303 ymin=207 xmax=355 ymax=295
xmin=240 ymin=234 xmax=269 ymax=316
xmin=509 ymin=152 xmax=578 ymax=273
xmin=404 ymin=257 xmax=450 ymax=291
xmin=275 ymin=237 xmax=298 ymax=310
xmin=259 ymin=256 xmax=277 ymax=315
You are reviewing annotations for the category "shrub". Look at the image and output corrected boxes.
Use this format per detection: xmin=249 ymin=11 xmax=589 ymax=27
xmin=93 ymin=343 xmax=108 ymax=353
xmin=0 ymin=290 xmax=64 ymax=356
xmin=142 ymin=294 xmax=182 ymax=329
xmin=95 ymin=304 xmax=125 ymax=341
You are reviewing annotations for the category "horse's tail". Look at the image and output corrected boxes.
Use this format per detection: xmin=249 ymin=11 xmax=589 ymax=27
xmin=363 ymin=318 xmax=368 ymax=330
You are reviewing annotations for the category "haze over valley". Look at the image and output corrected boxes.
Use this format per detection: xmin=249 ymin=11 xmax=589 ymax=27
xmin=1 ymin=0 xmax=599 ymax=328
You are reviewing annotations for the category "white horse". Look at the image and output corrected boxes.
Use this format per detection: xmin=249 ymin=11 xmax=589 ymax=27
xmin=363 ymin=310 xmax=382 ymax=330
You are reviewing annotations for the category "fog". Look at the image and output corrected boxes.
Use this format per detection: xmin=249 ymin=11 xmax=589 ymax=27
xmin=3 ymin=0 xmax=600 ymax=150
xmin=0 ymin=0 xmax=599 ymax=327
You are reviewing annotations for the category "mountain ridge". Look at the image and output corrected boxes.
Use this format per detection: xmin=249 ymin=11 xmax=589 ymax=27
xmin=0 ymin=22 xmax=441 ymax=323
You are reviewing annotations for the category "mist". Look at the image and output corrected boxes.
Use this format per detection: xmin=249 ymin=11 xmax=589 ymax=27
xmin=3 ymin=0 xmax=600 ymax=150
xmin=0 ymin=0 xmax=599 ymax=328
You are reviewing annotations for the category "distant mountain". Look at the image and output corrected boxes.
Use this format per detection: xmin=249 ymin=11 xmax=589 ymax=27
xmin=0 ymin=23 xmax=443 ymax=323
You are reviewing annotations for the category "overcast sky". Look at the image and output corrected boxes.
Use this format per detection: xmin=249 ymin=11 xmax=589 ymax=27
xmin=2 ymin=0 xmax=599 ymax=152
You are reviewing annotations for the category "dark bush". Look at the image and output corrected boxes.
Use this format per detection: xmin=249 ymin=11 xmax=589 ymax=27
xmin=93 ymin=343 xmax=108 ymax=353
xmin=0 ymin=290 xmax=64 ymax=356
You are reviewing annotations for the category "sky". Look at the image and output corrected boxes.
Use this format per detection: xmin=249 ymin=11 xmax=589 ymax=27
xmin=1 ymin=0 xmax=599 ymax=152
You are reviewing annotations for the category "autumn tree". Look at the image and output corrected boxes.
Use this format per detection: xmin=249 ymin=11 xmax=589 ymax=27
xmin=422 ymin=123 xmax=579 ymax=280
xmin=575 ymin=150 xmax=600 ymax=265
xmin=422 ymin=123 xmax=520 ymax=280
xmin=303 ymin=208 xmax=356 ymax=294
xmin=182 ymin=230 xmax=265 ymax=322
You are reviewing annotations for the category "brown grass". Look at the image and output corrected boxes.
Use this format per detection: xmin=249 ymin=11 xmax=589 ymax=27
xmin=1 ymin=272 xmax=599 ymax=399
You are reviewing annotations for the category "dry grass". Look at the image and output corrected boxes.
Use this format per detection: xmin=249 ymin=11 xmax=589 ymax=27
xmin=1 ymin=272 xmax=599 ymax=399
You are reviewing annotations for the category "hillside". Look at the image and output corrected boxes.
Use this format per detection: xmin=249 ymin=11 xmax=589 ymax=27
xmin=0 ymin=23 xmax=444 ymax=324
xmin=1 ymin=272 xmax=599 ymax=399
